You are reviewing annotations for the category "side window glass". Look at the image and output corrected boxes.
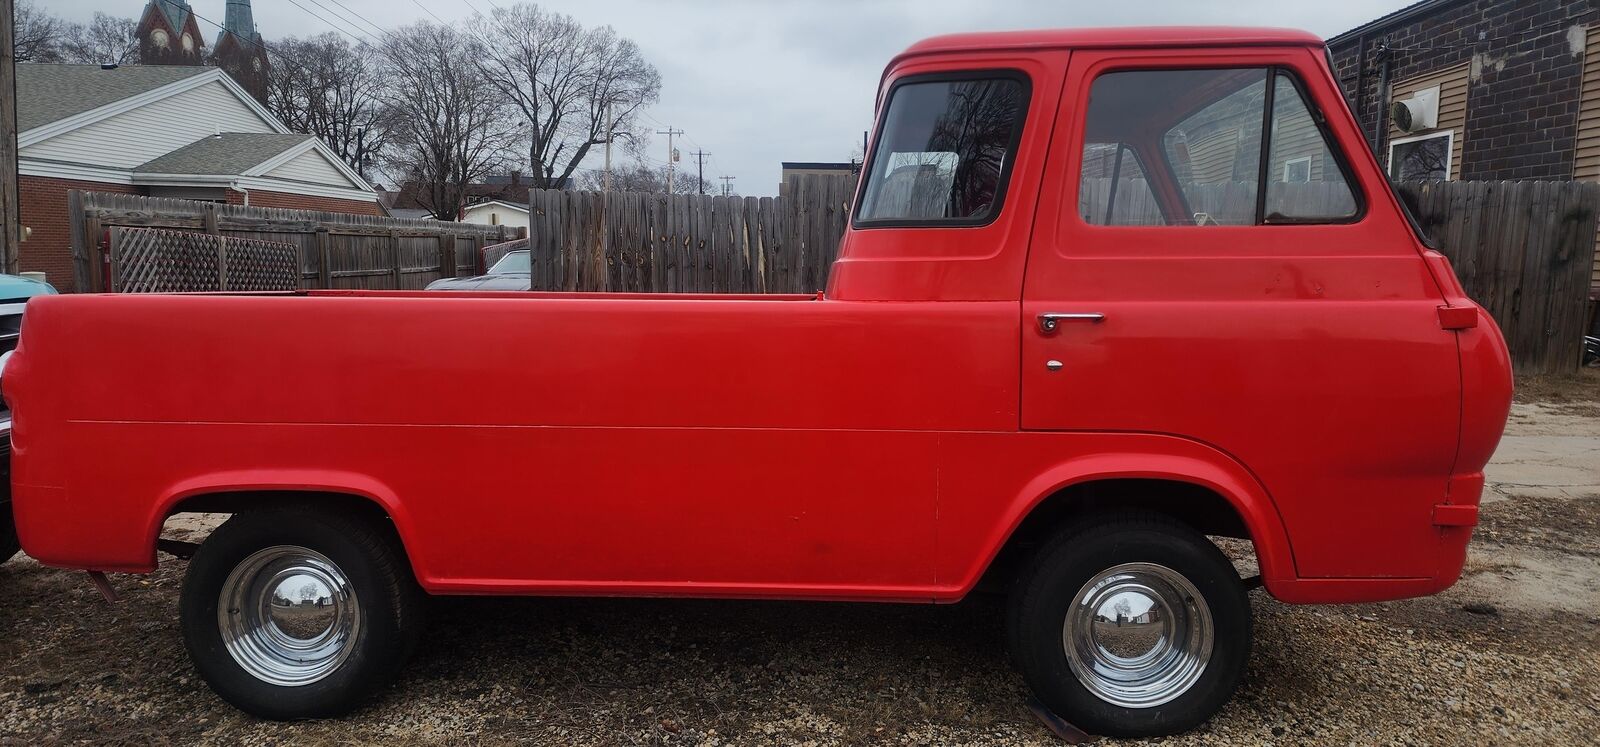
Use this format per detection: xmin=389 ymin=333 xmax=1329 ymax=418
xmin=856 ymin=76 xmax=1028 ymax=225
xmin=1265 ymin=76 xmax=1358 ymax=221
xmin=1158 ymin=69 xmax=1267 ymax=226
xmin=1079 ymin=67 xmax=1360 ymax=227
xmin=1080 ymin=143 xmax=1162 ymax=225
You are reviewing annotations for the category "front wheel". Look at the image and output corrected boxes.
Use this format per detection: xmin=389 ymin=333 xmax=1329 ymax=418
xmin=1006 ymin=514 xmax=1251 ymax=737
xmin=179 ymin=507 xmax=425 ymax=719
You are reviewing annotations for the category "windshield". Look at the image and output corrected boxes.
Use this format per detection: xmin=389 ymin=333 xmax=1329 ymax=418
xmin=489 ymin=250 xmax=531 ymax=274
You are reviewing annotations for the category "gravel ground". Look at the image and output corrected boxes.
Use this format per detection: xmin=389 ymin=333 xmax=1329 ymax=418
xmin=3 ymin=397 xmax=1598 ymax=745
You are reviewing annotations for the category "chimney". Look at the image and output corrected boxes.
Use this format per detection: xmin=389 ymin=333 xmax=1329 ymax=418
xmin=510 ymin=170 xmax=521 ymax=188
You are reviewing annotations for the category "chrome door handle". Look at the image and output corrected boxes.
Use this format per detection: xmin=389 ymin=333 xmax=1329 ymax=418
xmin=1038 ymin=312 xmax=1105 ymax=333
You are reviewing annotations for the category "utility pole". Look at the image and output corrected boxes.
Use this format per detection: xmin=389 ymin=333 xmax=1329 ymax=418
xmin=1 ymin=0 xmax=21 ymax=275
xmin=718 ymin=175 xmax=736 ymax=196
xmin=602 ymin=102 xmax=614 ymax=194
xmin=656 ymin=127 xmax=682 ymax=193
xmin=691 ymin=149 xmax=711 ymax=195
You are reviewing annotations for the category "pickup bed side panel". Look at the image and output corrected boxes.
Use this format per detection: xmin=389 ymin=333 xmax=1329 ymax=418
xmin=13 ymin=294 xmax=1023 ymax=598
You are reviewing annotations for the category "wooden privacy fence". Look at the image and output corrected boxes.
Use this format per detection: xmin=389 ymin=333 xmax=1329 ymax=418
xmin=521 ymin=173 xmax=855 ymax=293
xmin=69 ymin=191 xmax=521 ymax=293
xmin=1396 ymin=180 xmax=1600 ymax=374
xmin=110 ymin=227 xmax=298 ymax=292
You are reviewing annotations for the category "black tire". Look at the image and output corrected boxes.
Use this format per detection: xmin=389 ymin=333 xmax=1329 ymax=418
xmin=1006 ymin=513 xmax=1250 ymax=738
xmin=0 ymin=500 xmax=18 ymax=564
xmin=179 ymin=507 xmax=425 ymax=719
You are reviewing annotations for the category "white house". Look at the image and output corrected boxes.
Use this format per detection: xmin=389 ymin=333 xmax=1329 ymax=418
xmin=460 ymin=200 xmax=530 ymax=231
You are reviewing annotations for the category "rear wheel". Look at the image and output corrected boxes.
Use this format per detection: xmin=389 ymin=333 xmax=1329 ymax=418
xmin=0 ymin=499 xmax=18 ymax=563
xmin=179 ymin=508 xmax=424 ymax=719
xmin=1006 ymin=514 xmax=1250 ymax=737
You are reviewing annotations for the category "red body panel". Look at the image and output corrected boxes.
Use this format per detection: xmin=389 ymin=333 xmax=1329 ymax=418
xmin=6 ymin=28 xmax=1512 ymax=606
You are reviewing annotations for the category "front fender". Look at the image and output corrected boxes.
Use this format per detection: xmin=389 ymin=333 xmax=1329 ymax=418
xmin=939 ymin=433 xmax=1295 ymax=599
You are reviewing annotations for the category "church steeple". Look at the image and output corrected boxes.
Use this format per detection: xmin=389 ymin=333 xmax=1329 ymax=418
xmin=212 ymin=0 xmax=270 ymax=105
xmin=218 ymin=0 xmax=257 ymax=49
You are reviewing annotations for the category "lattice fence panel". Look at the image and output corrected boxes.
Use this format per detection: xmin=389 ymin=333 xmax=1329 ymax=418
xmin=111 ymin=227 xmax=300 ymax=293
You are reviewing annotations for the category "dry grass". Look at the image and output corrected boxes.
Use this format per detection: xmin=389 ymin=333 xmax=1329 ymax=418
xmin=1516 ymin=368 xmax=1600 ymax=409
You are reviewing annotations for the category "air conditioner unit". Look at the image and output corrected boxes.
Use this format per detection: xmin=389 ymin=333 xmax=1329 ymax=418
xmin=1390 ymin=85 xmax=1440 ymax=133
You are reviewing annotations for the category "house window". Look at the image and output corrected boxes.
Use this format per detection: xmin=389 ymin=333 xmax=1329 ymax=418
xmin=1388 ymin=131 xmax=1452 ymax=181
xmin=1282 ymin=157 xmax=1313 ymax=183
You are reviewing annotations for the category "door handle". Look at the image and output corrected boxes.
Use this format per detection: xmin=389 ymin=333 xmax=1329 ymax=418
xmin=1037 ymin=312 xmax=1105 ymax=334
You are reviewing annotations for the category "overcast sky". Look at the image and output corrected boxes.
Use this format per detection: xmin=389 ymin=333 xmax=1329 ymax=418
xmin=48 ymin=0 xmax=1414 ymax=195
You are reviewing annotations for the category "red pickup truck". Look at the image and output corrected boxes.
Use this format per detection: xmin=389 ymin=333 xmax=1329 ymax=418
xmin=7 ymin=27 xmax=1511 ymax=737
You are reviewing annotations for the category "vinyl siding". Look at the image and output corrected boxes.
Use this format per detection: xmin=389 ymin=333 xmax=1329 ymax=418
xmin=262 ymin=148 xmax=356 ymax=187
xmin=20 ymin=79 xmax=275 ymax=169
xmin=1388 ymin=62 xmax=1470 ymax=181
xmin=1576 ymin=26 xmax=1600 ymax=288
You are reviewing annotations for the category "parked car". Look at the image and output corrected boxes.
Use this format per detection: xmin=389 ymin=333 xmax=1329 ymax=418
xmin=7 ymin=28 xmax=1513 ymax=737
xmin=425 ymin=250 xmax=531 ymax=291
xmin=0 ymin=273 xmax=57 ymax=562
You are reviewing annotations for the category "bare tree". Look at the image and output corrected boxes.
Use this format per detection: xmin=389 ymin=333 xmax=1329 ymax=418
xmin=380 ymin=22 xmax=518 ymax=220
xmin=12 ymin=0 xmax=63 ymax=62
xmin=266 ymin=33 xmax=389 ymax=179
xmin=472 ymin=3 xmax=660 ymax=190
xmin=58 ymin=12 xmax=139 ymax=66
xmin=576 ymin=159 xmax=712 ymax=195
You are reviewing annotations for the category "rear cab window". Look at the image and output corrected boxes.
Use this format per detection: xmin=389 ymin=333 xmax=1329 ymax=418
xmin=855 ymin=72 xmax=1031 ymax=227
xmin=1079 ymin=67 xmax=1360 ymax=227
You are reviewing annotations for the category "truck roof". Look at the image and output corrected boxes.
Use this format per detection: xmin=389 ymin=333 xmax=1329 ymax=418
xmin=897 ymin=27 xmax=1324 ymax=59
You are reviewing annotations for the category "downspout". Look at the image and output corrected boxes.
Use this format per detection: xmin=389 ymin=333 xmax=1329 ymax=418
xmin=231 ymin=181 xmax=250 ymax=206
xmin=1374 ymin=41 xmax=1393 ymax=173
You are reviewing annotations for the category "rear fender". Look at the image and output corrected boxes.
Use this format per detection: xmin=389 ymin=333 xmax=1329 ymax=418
xmin=149 ymin=469 xmax=421 ymax=573
xmin=957 ymin=440 xmax=1296 ymax=597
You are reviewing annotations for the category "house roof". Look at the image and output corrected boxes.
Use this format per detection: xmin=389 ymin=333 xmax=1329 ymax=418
xmin=782 ymin=162 xmax=856 ymax=171
xmin=134 ymin=133 xmax=314 ymax=175
xmin=15 ymin=64 xmax=213 ymax=132
xmin=463 ymin=199 xmax=530 ymax=213
xmin=1326 ymin=0 xmax=1465 ymax=48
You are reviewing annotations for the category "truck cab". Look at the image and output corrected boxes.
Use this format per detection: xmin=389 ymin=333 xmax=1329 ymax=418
xmin=7 ymin=28 xmax=1512 ymax=737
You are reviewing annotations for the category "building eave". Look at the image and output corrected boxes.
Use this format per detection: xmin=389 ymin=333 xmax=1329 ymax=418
xmin=1325 ymin=0 xmax=1470 ymax=49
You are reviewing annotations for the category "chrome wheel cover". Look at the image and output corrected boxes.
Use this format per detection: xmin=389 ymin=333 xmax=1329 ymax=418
xmin=218 ymin=545 xmax=361 ymax=686
xmin=1062 ymin=562 xmax=1213 ymax=708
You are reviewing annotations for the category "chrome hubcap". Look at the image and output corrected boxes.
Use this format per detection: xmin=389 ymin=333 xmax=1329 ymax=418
xmin=1063 ymin=562 xmax=1213 ymax=708
xmin=218 ymin=546 xmax=361 ymax=686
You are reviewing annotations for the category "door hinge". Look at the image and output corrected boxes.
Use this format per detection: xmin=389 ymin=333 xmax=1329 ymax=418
xmin=1437 ymin=305 xmax=1478 ymax=330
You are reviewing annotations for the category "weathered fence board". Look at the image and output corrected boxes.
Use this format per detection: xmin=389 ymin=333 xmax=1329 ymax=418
xmin=1396 ymin=180 xmax=1600 ymax=374
xmin=514 ymin=173 xmax=855 ymax=295
xmin=70 ymin=191 xmax=521 ymax=293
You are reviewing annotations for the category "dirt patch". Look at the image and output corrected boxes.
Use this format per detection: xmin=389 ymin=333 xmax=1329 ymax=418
xmin=1515 ymin=369 xmax=1600 ymax=411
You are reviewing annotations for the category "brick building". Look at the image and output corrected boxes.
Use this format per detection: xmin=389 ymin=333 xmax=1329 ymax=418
xmin=1326 ymin=0 xmax=1600 ymax=290
xmin=16 ymin=64 xmax=379 ymax=291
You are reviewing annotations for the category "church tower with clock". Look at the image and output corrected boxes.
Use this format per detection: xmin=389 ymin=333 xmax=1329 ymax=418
xmin=136 ymin=0 xmax=206 ymax=66
xmin=136 ymin=1 xmax=270 ymax=105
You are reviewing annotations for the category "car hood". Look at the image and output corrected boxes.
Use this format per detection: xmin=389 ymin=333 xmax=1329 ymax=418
xmin=425 ymin=274 xmax=532 ymax=291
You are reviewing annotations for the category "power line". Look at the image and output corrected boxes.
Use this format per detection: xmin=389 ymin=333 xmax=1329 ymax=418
xmin=302 ymin=0 xmax=386 ymax=44
xmin=323 ymin=0 xmax=393 ymax=39
xmin=718 ymin=175 xmax=735 ymax=196
xmin=655 ymin=127 xmax=683 ymax=192
xmin=409 ymin=0 xmax=449 ymax=25
xmin=691 ymin=149 xmax=711 ymax=194
xmin=284 ymin=0 xmax=369 ymax=45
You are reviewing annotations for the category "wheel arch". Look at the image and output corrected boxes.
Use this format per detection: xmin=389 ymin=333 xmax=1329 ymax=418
xmin=148 ymin=469 xmax=424 ymax=578
xmin=955 ymin=447 xmax=1296 ymax=598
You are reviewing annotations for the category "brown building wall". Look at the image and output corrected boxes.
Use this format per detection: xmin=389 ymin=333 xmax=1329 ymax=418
xmin=17 ymin=176 xmax=140 ymax=293
xmin=224 ymin=188 xmax=383 ymax=216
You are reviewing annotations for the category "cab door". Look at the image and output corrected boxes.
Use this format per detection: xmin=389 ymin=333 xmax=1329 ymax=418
xmin=1020 ymin=48 xmax=1462 ymax=579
